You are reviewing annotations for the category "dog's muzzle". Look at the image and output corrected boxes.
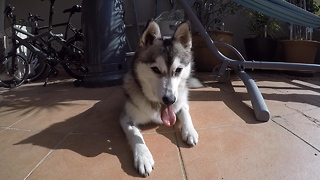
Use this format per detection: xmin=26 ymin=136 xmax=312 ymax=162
xmin=162 ymin=94 xmax=176 ymax=105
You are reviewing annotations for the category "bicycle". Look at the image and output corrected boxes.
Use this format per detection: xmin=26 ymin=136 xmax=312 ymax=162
xmin=26 ymin=3 xmax=83 ymax=82
xmin=0 ymin=0 xmax=87 ymax=88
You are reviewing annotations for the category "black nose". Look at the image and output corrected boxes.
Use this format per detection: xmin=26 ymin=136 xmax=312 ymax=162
xmin=162 ymin=95 xmax=176 ymax=105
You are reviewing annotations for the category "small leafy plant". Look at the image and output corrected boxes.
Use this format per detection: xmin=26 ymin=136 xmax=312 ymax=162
xmin=192 ymin=0 xmax=243 ymax=31
xmin=245 ymin=11 xmax=282 ymax=39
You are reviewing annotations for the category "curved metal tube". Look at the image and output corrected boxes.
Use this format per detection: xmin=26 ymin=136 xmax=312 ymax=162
xmin=214 ymin=41 xmax=246 ymax=62
xmin=177 ymin=0 xmax=320 ymax=122
xmin=237 ymin=71 xmax=270 ymax=122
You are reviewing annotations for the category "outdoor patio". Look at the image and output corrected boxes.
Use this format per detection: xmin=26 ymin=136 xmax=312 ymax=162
xmin=0 ymin=70 xmax=320 ymax=179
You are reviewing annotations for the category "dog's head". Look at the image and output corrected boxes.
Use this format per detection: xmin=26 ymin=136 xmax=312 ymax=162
xmin=132 ymin=20 xmax=193 ymax=126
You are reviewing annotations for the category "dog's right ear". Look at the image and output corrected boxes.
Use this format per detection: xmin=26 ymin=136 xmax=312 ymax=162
xmin=139 ymin=20 xmax=161 ymax=48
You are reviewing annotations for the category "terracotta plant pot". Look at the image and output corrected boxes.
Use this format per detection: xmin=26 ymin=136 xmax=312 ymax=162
xmin=192 ymin=30 xmax=233 ymax=72
xmin=279 ymin=40 xmax=320 ymax=76
xmin=280 ymin=40 xmax=320 ymax=63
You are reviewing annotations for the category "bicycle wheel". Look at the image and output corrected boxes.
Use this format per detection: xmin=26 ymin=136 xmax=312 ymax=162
xmin=62 ymin=37 xmax=87 ymax=80
xmin=0 ymin=54 xmax=29 ymax=88
xmin=24 ymin=43 xmax=47 ymax=82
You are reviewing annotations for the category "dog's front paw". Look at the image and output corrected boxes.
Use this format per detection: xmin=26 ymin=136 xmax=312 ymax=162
xmin=182 ymin=127 xmax=199 ymax=146
xmin=134 ymin=144 xmax=155 ymax=177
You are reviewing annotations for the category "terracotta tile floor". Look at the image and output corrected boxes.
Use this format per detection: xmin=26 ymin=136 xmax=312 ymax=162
xmin=1 ymin=70 xmax=320 ymax=179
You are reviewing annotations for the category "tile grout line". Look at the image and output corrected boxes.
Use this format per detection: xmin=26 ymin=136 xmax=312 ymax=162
xmin=174 ymin=131 xmax=188 ymax=180
xmin=5 ymin=97 xmax=64 ymax=132
xmin=24 ymin=96 xmax=101 ymax=179
xmin=195 ymin=122 xmax=247 ymax=131
xmin=141 ymin=122 xmax=247 ymax=135
xmin=23 ymin=133 xmax=69 ymax=180
xmin=170 ymin=122 xmax=256 ymax=180
xmin=5 ymin=110 xmax=42 ymax=130
xmin=6 ymin=85 xmax=118 ymax=135
xmin=0 ymin=127 xmax=6 ymax=133
xmin=271 ymin=119 xmax=320 ymax=153
xmin=24 ymin=86 xmax=121 ymax=179
xmin=101 ymin=85 xmax=121 ymax=101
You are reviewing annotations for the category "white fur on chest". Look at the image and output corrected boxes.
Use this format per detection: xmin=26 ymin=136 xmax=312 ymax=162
xmin=125 ymin=100 xmax=162 ymax=125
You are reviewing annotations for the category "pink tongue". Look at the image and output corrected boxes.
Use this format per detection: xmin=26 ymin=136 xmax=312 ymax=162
xmin=161 ymin=105 xmax=176 ymax=127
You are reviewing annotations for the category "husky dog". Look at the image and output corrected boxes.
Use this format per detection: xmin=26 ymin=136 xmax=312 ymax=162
xmin=120 ymin=20 xmax=199 ymax=177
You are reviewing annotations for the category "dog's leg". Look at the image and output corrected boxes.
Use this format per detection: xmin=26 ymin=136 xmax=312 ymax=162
xmin=120 ymin=114 xmax=154 ymax=177
xmin=177 ymin=105 xmax=198 ymax=146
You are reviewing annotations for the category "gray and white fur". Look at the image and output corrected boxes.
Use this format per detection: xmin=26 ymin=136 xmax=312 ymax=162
xmin=120 ymin=20 xmax=199 ymax=177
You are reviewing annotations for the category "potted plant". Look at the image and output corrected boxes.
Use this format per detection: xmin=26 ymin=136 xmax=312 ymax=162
xmin=243 ymin=11 xmax=282 ymax=61
xmin=279 ymin=0 xmax=320 ymax=75
xmin=191 ymin=0 xmax=243 ymax=71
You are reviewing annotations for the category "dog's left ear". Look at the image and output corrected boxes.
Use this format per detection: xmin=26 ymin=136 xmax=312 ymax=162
xmin=139 ymin=20 xmax=161 ymax=47
xmin=173 ymin=21 xmax=192 ymax=50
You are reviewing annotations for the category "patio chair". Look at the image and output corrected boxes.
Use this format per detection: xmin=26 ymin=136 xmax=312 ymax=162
xmin=177 ymin=0 xmax=320 ymax=122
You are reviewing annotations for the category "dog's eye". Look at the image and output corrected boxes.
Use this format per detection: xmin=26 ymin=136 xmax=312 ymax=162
xmin=151 ymin=67 xmax=161 ymax=74
xmin=175 ymin=68 xmax=183 ymax=73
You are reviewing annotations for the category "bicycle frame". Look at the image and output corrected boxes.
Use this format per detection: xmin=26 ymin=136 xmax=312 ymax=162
xmin=37 ymin=22 xmax=80 ymax=40
xmin=34 ymin=14 xmax=81 ymax=41
xmin=4 ymin=1 xmax=77 ymax=64
xmin=33 ymin=0 xmax=81 ymax=40
xmin=2 ymin=2 xmax=85 ymax=87
xmin=11 ymin=25 xmax=75 ymax=64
